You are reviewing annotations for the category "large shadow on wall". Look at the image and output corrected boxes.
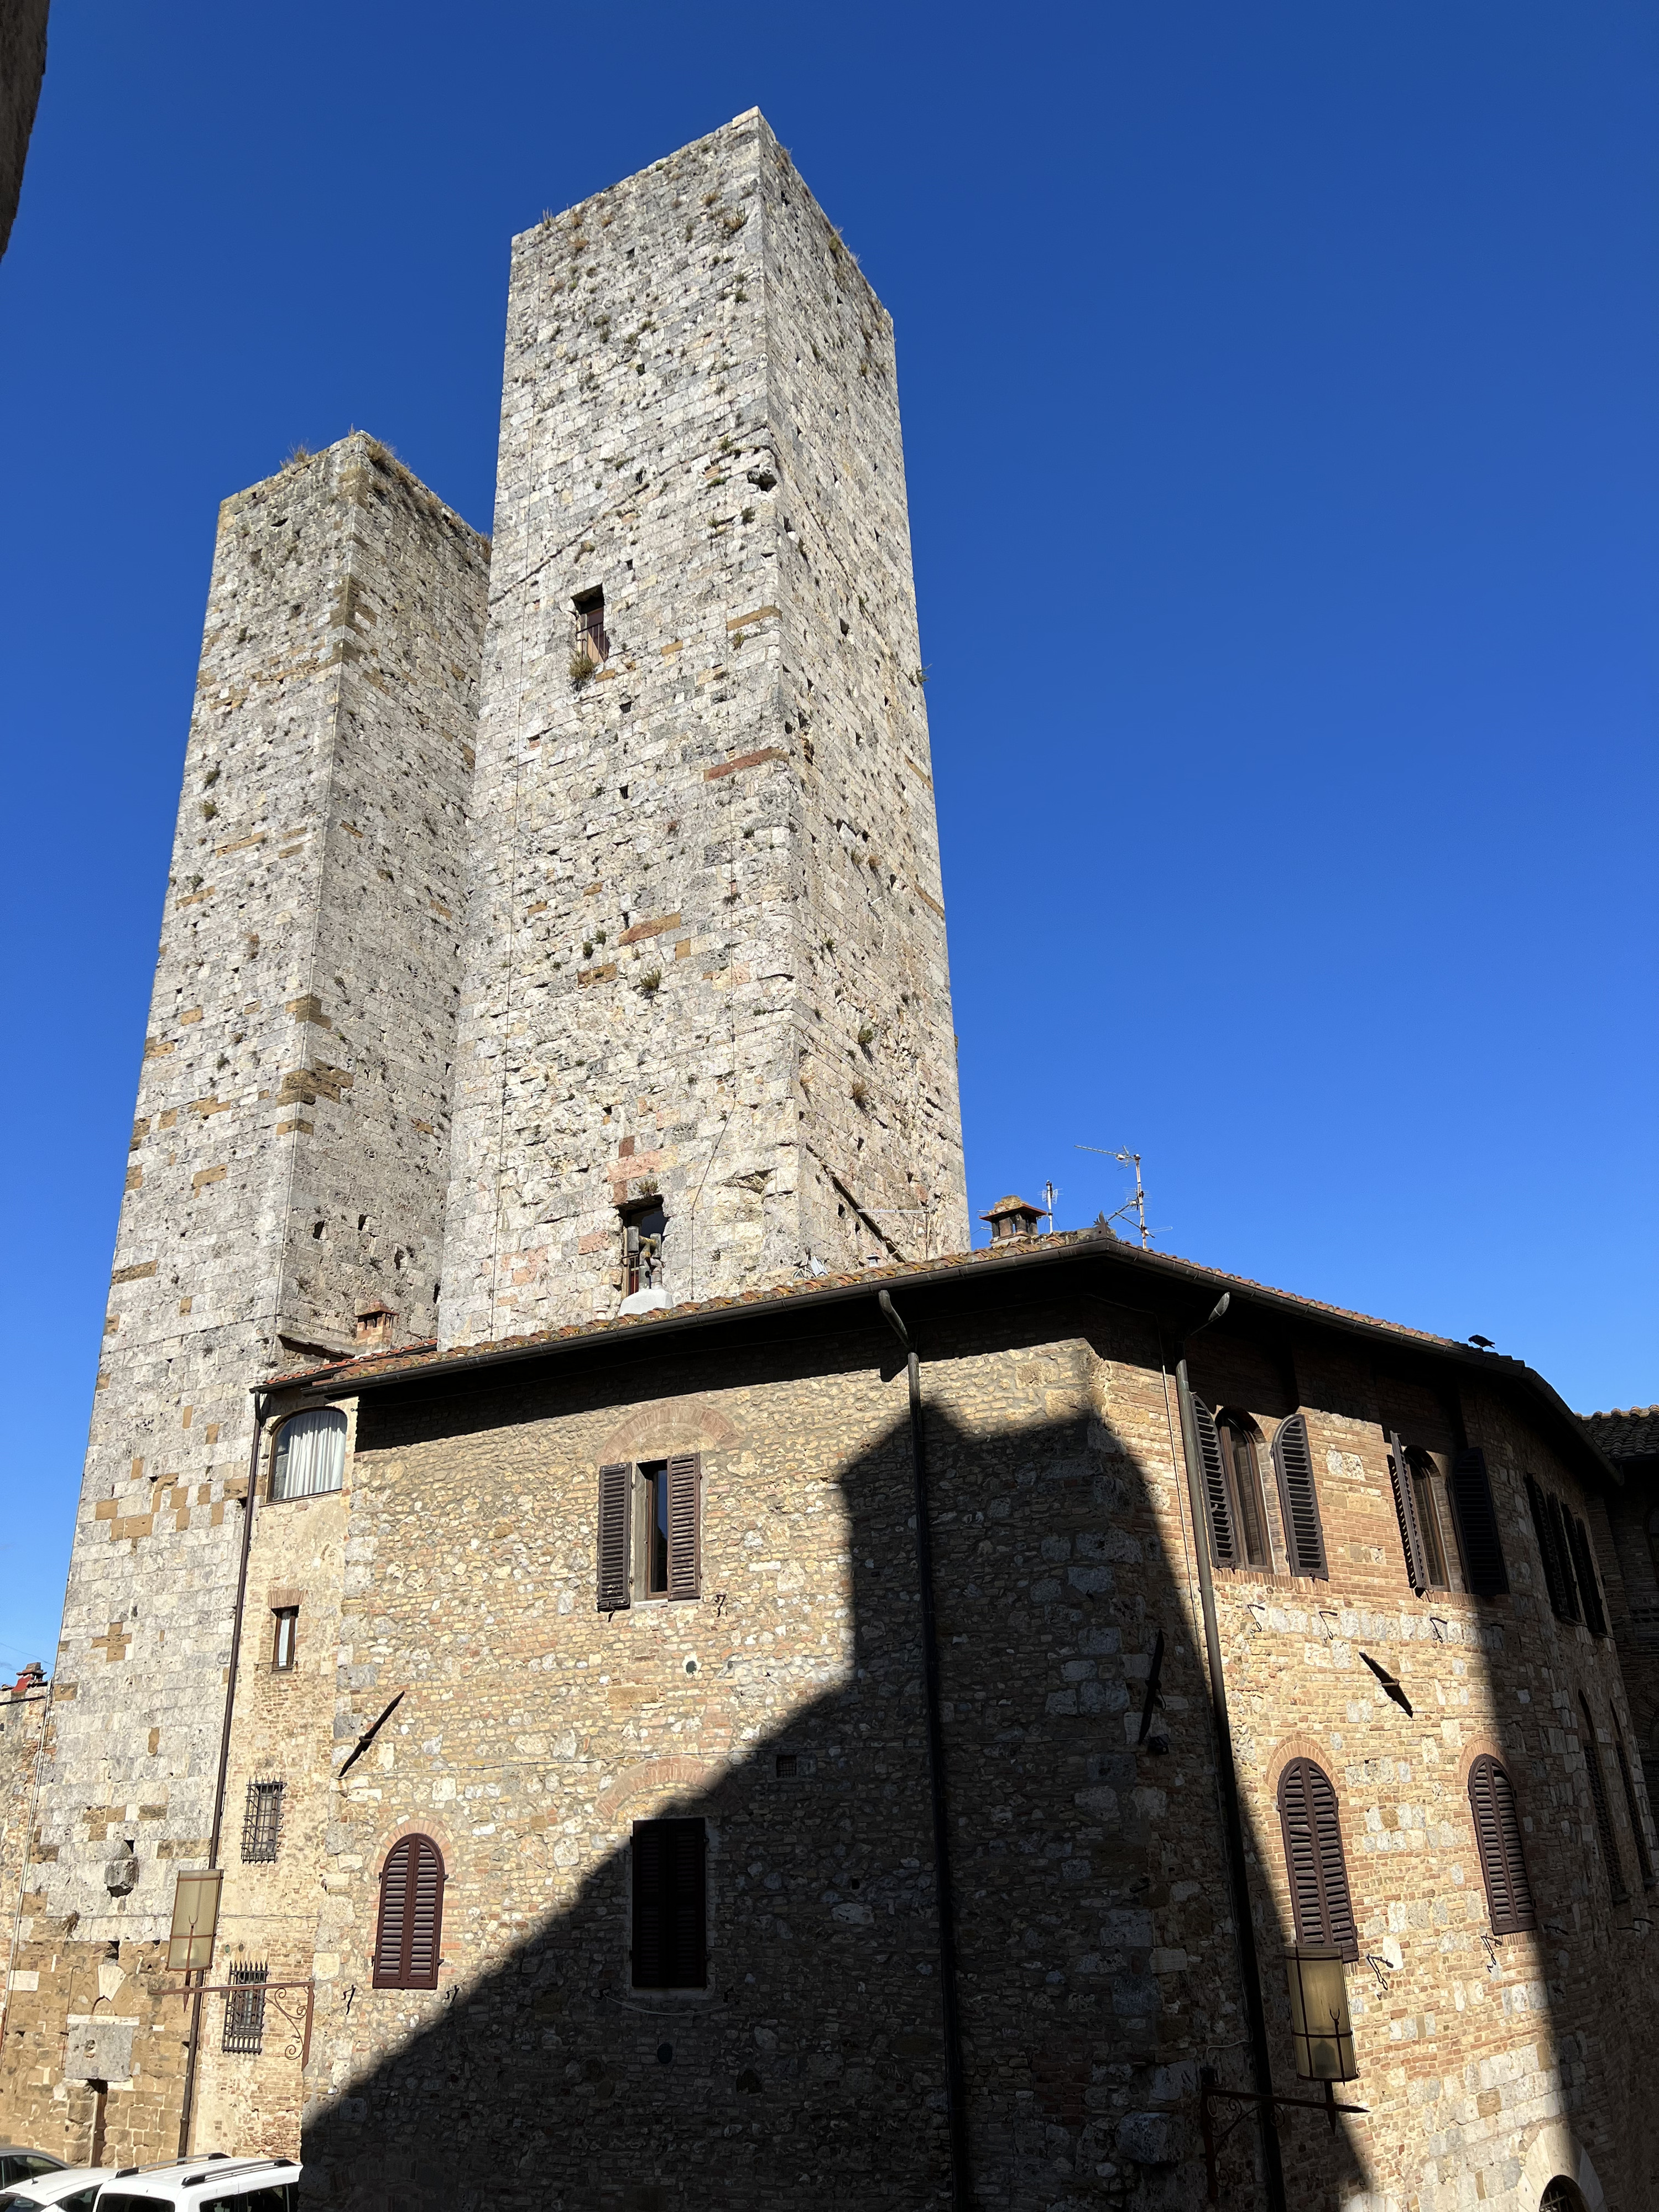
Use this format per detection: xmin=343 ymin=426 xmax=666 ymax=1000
xmin=292 ymin=1298 xmax=1386 ymax=2212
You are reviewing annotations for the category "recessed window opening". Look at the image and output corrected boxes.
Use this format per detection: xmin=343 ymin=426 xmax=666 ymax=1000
xmin=272 ymin=1608 xmax=298 ymax=1671
xmin=222 ymin=1961 xmax=268 ymax=2056
xmin=573 ymin=585 xmax=610 ymax=664
xmin=631 ymin=1817 xmax=707 ymax=1989
xmin=1217 ymin=1413 xmax=1270 ymax=1570
xmin=1407 ymin=1452 xmax=1453 ymax=1590
xmin=271 ymin=1408 xmax=346 ymax=1500
xmin=640 ymin=1460 xmax=670 ymax=1596
xmin=619 ymin=1196 xmax=666 ymax=1298
xmin=241 ymin=1779 xmax=283 ymax=1864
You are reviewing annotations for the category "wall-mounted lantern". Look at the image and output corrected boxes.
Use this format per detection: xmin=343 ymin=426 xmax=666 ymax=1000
xmin=1286 ymin=1945 xmax=1358 ymax=2083
xmin=166 ymin=1869 xmax=222 ymax=1972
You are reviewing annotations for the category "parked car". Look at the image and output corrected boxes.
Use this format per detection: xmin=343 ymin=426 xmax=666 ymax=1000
xmin=0 ymin=2167 xmax=114 ymax=2211
xmin=0 ymin=2158 xmax=64 ymax=2194
xmin=93 ymin=2161 xmax=300 ymax=2212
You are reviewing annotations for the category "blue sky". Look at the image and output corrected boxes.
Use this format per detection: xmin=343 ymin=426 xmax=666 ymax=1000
xmin=1 ymin=3 xmax=1653 ymax=1672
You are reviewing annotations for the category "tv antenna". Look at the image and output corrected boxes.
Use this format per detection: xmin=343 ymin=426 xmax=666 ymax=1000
xmin=1075 ymin=1145 xmax=1154 ymax=1248
xmin=1041 ymin=1180 xmax=1059 ymax=1233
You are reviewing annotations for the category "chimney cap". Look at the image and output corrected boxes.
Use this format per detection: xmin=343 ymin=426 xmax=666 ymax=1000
xmin=355 ymin=1299 xmax=398 ymax=1320
xmin=980 ymin=1194 xmax=1046 ymax=1227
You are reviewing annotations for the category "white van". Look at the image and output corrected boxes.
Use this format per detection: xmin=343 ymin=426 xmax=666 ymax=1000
xmin=93 ymin=2161 xmax=299 ymax=2212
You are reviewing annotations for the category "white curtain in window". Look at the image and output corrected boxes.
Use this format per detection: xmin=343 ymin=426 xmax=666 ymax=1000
xmin=272 ymin=1410 xmax=346 ymax=1499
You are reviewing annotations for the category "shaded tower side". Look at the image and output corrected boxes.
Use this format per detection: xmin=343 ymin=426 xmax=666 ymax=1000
xmin=440 ymin=109 xmax=967 ymax=1349
xmin=0 ymin=436 xmax=486 ymax=2158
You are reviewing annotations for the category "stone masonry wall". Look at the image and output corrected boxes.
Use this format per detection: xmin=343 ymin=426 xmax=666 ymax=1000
xmin=0 ymin=437 xmax=486 ymax=2158
xmin=440 ymin=111 xmax=967 ymax=1347
xmin=121 ymin=1278 xmax=1659 ymax=2210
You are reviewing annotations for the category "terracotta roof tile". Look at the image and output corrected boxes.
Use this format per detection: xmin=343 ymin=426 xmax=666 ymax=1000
xmin=1583 ymin=1406 xmax=1659 ymax=1462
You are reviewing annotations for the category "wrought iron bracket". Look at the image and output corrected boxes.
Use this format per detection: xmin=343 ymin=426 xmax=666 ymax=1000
xmin=1198 ymin=2066 xmax=1367 ymax=2203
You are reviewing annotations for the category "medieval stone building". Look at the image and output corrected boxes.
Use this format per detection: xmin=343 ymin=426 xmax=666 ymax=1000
xmin=1 ymin=112 xmax=1653 ymax=2212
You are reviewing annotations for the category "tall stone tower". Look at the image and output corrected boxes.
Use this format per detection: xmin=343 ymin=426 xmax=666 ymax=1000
xmin=440 ymin=109 xmax=967 ymax=1345
xmin=27 ymin=437 xmax=485 ymax=2008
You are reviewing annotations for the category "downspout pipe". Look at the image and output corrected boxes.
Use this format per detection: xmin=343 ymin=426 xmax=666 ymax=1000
xmin=177 ymin=1386 xmax=268 ymax=2159
xmin=879 ymin=1291 xmax=972 ymax=2211
xmin=1172 ymin=1296 xmax=1287 ymax=2212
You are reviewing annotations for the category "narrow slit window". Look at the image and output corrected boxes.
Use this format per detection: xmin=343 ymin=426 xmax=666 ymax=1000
xmin=1217 ymin=1415 xmax=1270 ymax=1570
xmin=272 ymin=1607 xmax=298 ymax=1672
xmin=1407 ymin=1452 xmax=1452 ymax=1591
xmin=632 ymin=1817 xmax=707 ymax=1989
xmin=241 ymin=1779 xmax=283 ymax=1864
xmin=573 ymin=586 xmax=610 ymax=665
xmin=639 ymin=1460 xmax=671 ymax=1597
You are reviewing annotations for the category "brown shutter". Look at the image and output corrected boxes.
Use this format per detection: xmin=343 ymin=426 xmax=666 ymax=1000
xmin=1447 ymin=1447 xmax=1508 ymax=1598
xmin=1468 ymin=1756 xmax=1536 ymax=1933
xmin=1387 ymin=1431 xmax=1429 ymax=1595
xmin=374 ymin=1835 xmax=445 ymax=1989
xmin=666 ymin=1452 xmax=702 ymax=1600
xmin=1580 ymin=1695 xmax=1627 ymax=1902
xmin=1614 ymin=1733 xmax=1655 ymax=1887
xmin=373 ymin=1843 xmax=409 ymax=1985
xmin=1271 ymin=1413 xmax=1327 ymax=1579
xmin=1567 ymin=1516 xmax=1606 ymax=1635
xmin=405 ymin=1836 xmax=445 ymax=1987
xmin=1545 ymin=1494 xmax=1582 ymax=1621
xmin=1277 ymin=1758 xmax=1357 ymax=1960
xmin=1526 ymin=1476 xmax=1568 ymax=1616
xmin=1191 ymin=1397 xmax=1236 ymax=1568
xmin=597 ymin=1462 xmax=633 ymax=1611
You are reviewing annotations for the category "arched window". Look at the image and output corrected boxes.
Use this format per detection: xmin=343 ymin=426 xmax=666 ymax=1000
xmin=1467 ymin=1755 xmax=1536 ymax=1934
xmin=373 ymin=1834 xmax=445 ymax=1989
xmin=1277 ymin=1758 xmax=1357 ymax=1959
xmin=271 ymin=1408 xmax=347 ymax=1500
xmin=1217 ymin=1413 xmax=1271 ymax=1570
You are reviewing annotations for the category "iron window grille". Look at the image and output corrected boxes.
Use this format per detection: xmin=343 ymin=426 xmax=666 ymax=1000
xmin=242 ymin=1779 xmax=284 ymax=1864
xmin=222 ymin=1961 xmax=268 ymax=2054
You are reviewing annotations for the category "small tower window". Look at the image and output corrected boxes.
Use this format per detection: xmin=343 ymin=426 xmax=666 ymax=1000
xmin=620 ymin=1196 xmax=666 ymax=1297
xmin=272 ymin=1607 xmax=298 ymax=1672
xmin=573 ymin=586 xmax=610 ymax=665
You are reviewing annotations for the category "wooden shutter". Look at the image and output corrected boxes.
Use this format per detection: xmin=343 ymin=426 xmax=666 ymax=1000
xmin=632 ymin=1817 xmax=707 ymax=1989
xmin=666 ymin=1453 xmax=702 ymax=1601
xmin=1546 ymin=1494 xmax=1582 ymax=1621
xmin=1526 ymin=1477 xmax=1568 ymax=1617
xmin=1580 ymin=1695 xmax=1627 ymax=1902
xmin=1387 ymin=1431 xmax=1429 ymax=1595
xmin=1447 ymin=1447 xmax=1508 ymax=1598
xmin=1271 ymin=1414 xmax=1327 ymax=1579
xmin=1277 ymin=1759 xmax=1357 ymax=1960
xmin=374 ymin=1835 xmax=445 ymax=1989
xmin=597 ymin=1462 xmax=633 ymax=1611
xmin=1614 ymin=1734 xmax=1655 ymax=1887
xmin=1567 ymin=1516 xmax=1606 ymax=1635
xmin=1190 ymin=1397 xmax=1236 ymax=1568
xmin=1468 ymin=1756 xmax=1536 ymax=1934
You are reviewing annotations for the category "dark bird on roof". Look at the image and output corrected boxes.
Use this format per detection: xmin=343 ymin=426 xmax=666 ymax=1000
xmin=1468 ymin=1334 xmax=1495 ymax=1350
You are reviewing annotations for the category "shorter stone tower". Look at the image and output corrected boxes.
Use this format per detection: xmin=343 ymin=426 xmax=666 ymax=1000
xmin=440 ymin=110 xmax=968 ymax=1346
xmin=24 ymin=437 xmax=486 ymax=2037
